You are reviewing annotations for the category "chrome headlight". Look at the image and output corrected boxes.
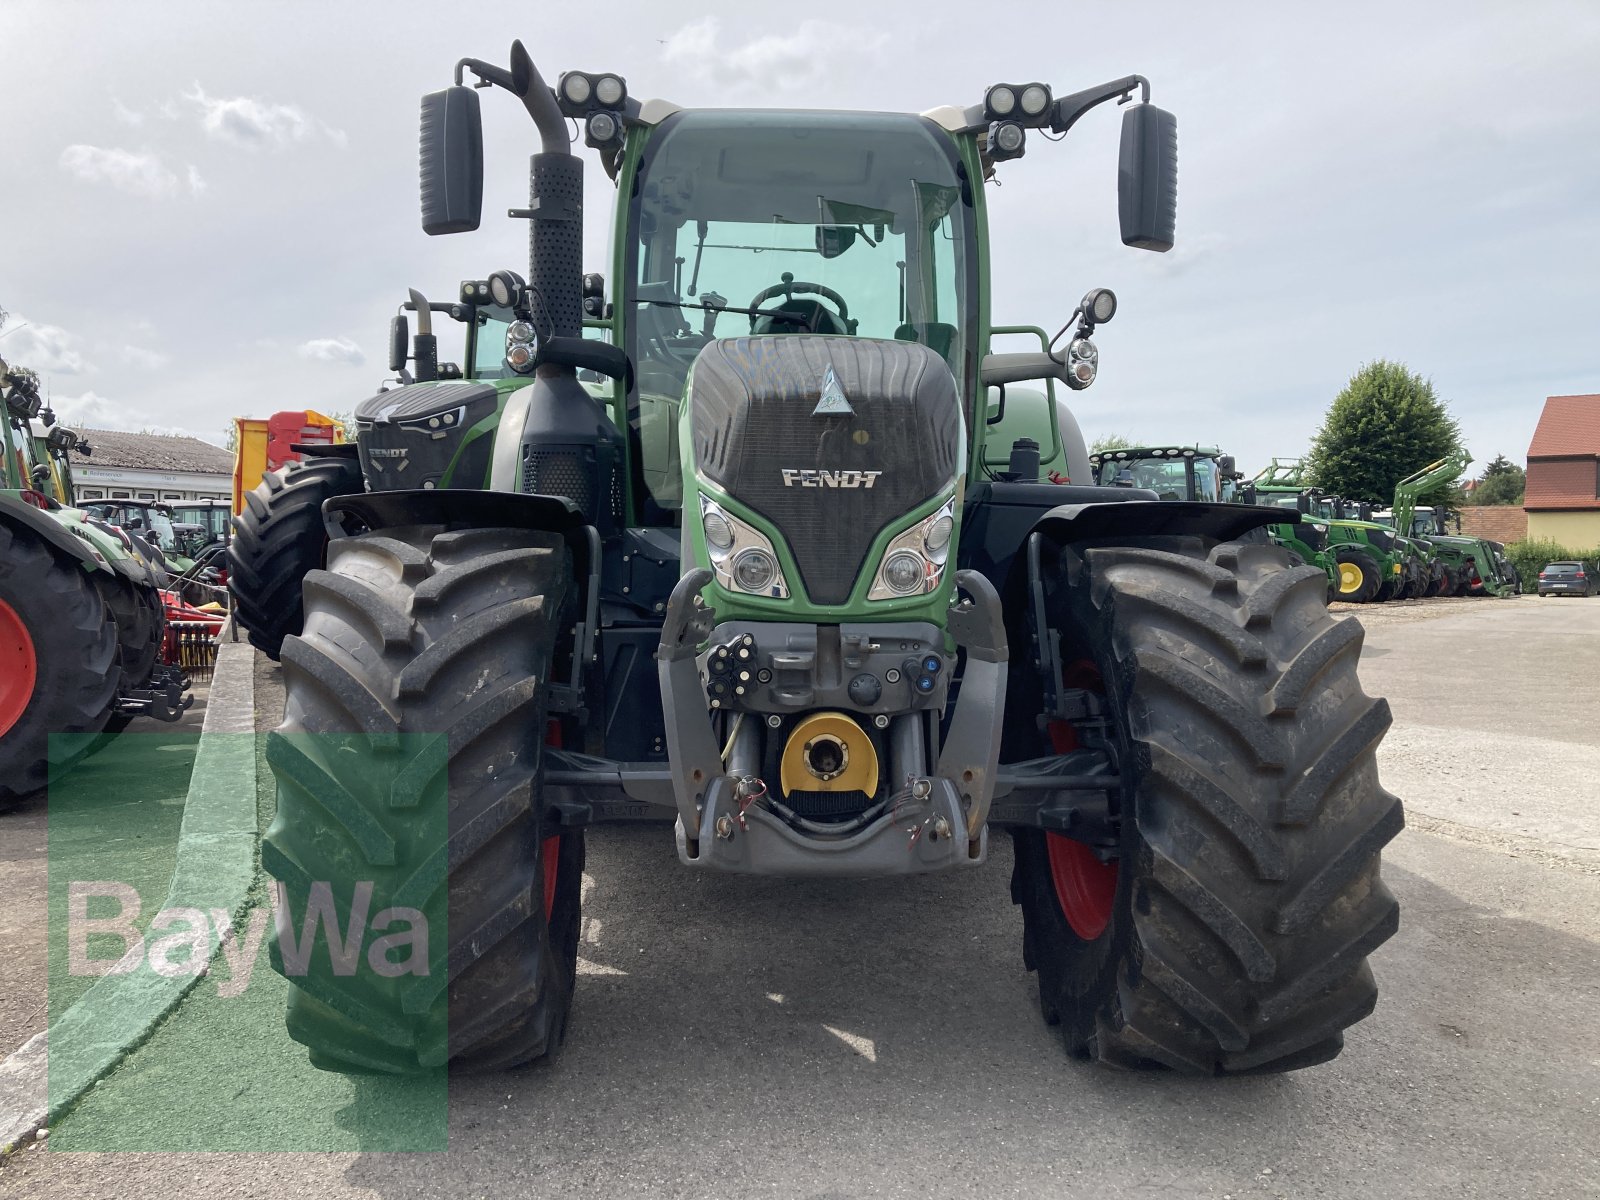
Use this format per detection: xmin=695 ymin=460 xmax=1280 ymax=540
xmin=506 ymin=320 xmax=538 ymax=374
xmin=699 ymin=496 xmax=789 ymax=599
xmin=868 ymin=497 xmax=956 ymax=601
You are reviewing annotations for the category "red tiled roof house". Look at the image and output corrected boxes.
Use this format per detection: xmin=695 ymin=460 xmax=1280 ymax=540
xmin=1525 ymin=394 xmax=1600 ymax=548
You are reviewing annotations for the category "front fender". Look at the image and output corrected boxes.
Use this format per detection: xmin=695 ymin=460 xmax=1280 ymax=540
xmin=0 ymin=493 xmax=112 ymax=576
xmin=1032 ymin=499 xmax=1290 ymax=548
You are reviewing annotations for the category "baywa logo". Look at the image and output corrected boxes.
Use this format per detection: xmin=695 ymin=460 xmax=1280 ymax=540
xmin=782 ymin=468 xmax=884 ymax=489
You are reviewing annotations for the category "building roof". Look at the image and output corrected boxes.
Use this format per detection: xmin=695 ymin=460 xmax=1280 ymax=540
xmin=74 ymin=428 xmax=234 ymax=475
xmin=1527 ymin=394 xmax=1600 ymax=459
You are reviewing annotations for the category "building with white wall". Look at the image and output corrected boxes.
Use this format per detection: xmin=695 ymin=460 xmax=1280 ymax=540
xmin=68 ymin=428 xmax=233 ymax=504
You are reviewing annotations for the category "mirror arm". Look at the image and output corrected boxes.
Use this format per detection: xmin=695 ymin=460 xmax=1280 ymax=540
xmin=455 ymin=41 xmax=570 ymax=155
xmin=987 ymin=384 xmax=1006 ymax=427
xmin=1049 ymin=74 xmax=1149 ymax=136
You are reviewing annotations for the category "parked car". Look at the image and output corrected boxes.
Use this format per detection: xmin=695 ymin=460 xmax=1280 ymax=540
xmin=1537 ymin=561 xmax=1596 ymax=597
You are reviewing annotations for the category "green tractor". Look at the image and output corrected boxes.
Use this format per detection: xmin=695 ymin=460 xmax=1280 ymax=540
xmin=258 ymin=44 xmax=1401 ymax=1077
xmin=1373 ymin=451 xmax=1516 ymax=597
xmin=1245 ymin=460 xmax=1418 ymax=603
xmin=1 ymin=356 xmax=191 ymax=808
xmin=228 ymin=280 xmax=536 ymax=658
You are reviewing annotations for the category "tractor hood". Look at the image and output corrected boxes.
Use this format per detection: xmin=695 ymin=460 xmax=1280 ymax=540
xmin=687 ymin=336 xmax=961 ymax=606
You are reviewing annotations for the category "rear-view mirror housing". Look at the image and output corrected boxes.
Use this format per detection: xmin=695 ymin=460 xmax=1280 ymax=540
xmin=1118 ymin=103 xmax=1177 ymax=252
xmin=420 ymin=86 xmax=484 ymax=235
xmin=389 ymin=314 xmax=409 ymax=373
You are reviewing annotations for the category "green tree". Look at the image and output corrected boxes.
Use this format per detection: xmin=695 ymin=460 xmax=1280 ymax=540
xmin=1473 ymin=457 xmax=1525 ymax=506
xmin=1090 ymin=433 xmax=1138 ymax=454
xmin=1306 ymin=360 xmax=1462 ymax=508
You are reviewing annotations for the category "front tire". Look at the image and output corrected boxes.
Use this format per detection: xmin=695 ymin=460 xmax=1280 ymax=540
xmin=229 ymin=454 xmax=365 ymax=661
xmin=262 ymin=523 xmax=584 ymax=1073
xmin=1012 ymin=538 xmax=1401 ymax=1074
xmin=0 ymin=523 xmax=119 ymax=807
xmin=1332 ymin=546 xmax=1381 ymax=604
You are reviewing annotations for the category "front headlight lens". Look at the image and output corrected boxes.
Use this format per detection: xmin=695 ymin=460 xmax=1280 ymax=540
xmin=699 ymin=497 xmax=789 ymax=598
xmin=881 ymin=550 xmax=925 ymax=595
xmin=702 ymin=508 xmax=734 ymax=550
xmin=732 ymin=548 xmax=778 ymax=592
xmin=868 ymin=496 xmax=956 ymax=602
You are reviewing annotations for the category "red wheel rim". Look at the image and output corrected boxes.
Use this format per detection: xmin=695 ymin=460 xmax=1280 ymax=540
xmin=541 ymin=719 xmax=564 ymax=920
xmin=1045 ymin=835 xmax=1117 ymax=940
xmin=1044 ymin=658 xmax=1118 ymax=940
xmin=0 ymin=598 xmax=37 ymax=739
xmin=541 ymin=835 xmax=561 ymax=920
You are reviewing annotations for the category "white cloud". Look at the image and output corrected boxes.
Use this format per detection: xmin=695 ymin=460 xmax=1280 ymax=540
xmin=661 ymin=18 xmax=888 ymax=91
xmin=49 ymin=391 xmax=195 ymax=439
xmin=183 ymin=83 xmax=346 ymax=149
xmin=121 ymin=345 xmax=170 ymax=370
xmin=58 ymin=144 xmax=205 ymax=199
xmin=4 ymin=317 xmax=91 ymax=375
xmin=297 ymin=337 xmax=365 ymax=366
xmin=111 ymin=96 xmax=145 ymax=126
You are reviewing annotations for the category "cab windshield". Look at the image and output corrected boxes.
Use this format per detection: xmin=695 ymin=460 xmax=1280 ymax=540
xmin=624 ymin=110 xmax=974 ymax=513
xmin=1096 ymin=455 xmax=1219 ymax=501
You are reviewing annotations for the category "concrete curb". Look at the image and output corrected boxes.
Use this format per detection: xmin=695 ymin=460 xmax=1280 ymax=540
xmin=0 ymin=635 xmax=259 ymax=1155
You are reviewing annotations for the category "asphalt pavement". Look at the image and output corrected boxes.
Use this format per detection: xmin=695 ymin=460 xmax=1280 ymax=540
xmin=2 ymin=596 xmax=1597 ymax=1198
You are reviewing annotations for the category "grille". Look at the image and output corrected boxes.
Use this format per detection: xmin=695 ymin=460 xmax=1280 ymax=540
xmin=523 ymin=448 xmax=590 ymax=507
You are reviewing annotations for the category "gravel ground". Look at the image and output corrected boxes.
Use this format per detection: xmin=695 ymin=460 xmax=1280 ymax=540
xmin=3 ymin=595 xmax=1597 ymax=1198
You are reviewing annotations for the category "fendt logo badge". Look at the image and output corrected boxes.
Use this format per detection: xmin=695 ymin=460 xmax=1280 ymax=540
xmin=812 ymin=363 xmax=854 ymax=416
xmin=782 ymin=469 xmax=884 ymax=489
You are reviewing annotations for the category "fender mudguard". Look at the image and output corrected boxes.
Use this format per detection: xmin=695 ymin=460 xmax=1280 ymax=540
xmin=321 ymin=489 xmax=602 ymax=690
xmin=322 ymin=488 xmax=592 ymax=572
xmin=289 ymin=441 xmax=361 ymax=460
xmin=1031 ymin=499 xmax=1291 ymax=548
xmin=960 ymin=481 xmax=1293 ymax=598
xmin=0 ymin=492 xmax=113 ymax=577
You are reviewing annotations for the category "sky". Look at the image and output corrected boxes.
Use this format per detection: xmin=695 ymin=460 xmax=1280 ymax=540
xmin=2 ymin=0 xmax=1596 ymax=478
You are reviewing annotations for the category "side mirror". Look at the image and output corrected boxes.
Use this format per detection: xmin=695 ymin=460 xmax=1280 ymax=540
xmin=1296 ymin=493 xmax=1311 ymax=514
xmin=1118 ymin=103 xmax=1177 ymax=252
xmin=389 ymin=314 xmax=409 ymax=373
xmin=420 ymin=86 xmax=484 ymax=235
xmin=815 ymin=225 xmax=857 ymax=259
xmin=1218 ymin=454 xmax=1235 ymax=476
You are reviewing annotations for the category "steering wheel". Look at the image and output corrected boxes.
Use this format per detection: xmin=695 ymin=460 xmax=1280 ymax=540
xmin=748 ymin=272 xmax=854 ymax=332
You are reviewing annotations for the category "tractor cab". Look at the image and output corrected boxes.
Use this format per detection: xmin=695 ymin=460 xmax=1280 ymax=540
xmin=1088 ymin=446 xmax=1233 ymax=501
xmin=623 ymin=111 xmax=972 ymax=516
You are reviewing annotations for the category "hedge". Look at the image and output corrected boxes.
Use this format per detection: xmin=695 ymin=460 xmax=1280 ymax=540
xmin=1503 ymin=539 xmax=1600 ymax=590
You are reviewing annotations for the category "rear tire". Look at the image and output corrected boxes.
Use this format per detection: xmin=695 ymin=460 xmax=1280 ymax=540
xmin=1012 ymin=538 xmax=1401 ymax=1074
xmin=229 ymin=455 xmax=365 ymax=661
xmin=0 ymin=522 xmax=118 ymax=808
xmin=262 ymin=523 xmax=583 ymax=1073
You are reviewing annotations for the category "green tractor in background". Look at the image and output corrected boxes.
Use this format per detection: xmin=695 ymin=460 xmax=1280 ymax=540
xmin=258 ymin=42 xmax=1401 ymax=1077
xmin=1371 ymin=451 xmax=1517 ymax=597
xmin=1089 ymin=444 xmax=1344 ymax=598
xmin=1246 ymin=459 xmax=1418 ymax=603
xmin=228 ymin=279 xmax=538 ymax=658
xmin=1 ymin=355 xmax=191 ymax=808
